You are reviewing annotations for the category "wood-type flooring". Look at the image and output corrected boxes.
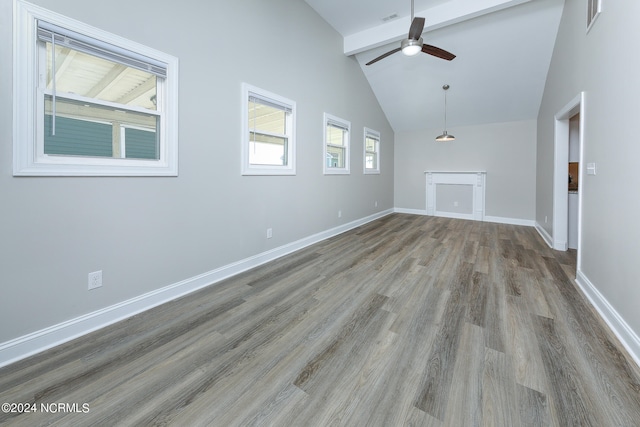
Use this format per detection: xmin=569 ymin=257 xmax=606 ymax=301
xmin=1 ymin=214 xmax=640 ymax=426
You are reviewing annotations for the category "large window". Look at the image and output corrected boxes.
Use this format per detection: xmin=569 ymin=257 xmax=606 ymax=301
xmin=242 ymin=84 xmax=296 ymax=175
xmin=323 ymin=113 xmax=350 ymax=175
xmin=364 ymin=128 xmax=381 ymax=174
xmin=13 ymin=1 xmax=178 ymax=176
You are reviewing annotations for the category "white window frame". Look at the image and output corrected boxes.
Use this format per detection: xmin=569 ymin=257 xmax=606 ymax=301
xmin=13 ymin=0 xmax=179 ymax=176
xmin=323 ymin=113 xmax=350 ymax=175
xmin=364 ymin=127 xmax=381 ymax=174
xmin=241 ymin=83 xmax=296 ymax=176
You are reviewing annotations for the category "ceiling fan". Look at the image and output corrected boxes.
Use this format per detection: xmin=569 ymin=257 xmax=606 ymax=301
xmin=366 ymin=0 xmax=456 ymax=66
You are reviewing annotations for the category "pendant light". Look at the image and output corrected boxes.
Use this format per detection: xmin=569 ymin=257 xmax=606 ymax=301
xmin=435 ymin=84 xmax=455 ymax=142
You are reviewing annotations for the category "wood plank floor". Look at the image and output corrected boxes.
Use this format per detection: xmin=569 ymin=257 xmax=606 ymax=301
xmin=2 ymin=214 xmax=640 ymax=426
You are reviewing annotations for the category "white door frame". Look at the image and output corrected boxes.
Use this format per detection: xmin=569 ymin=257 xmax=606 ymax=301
xmin=553 ymin=92 xmax=584 ymax=267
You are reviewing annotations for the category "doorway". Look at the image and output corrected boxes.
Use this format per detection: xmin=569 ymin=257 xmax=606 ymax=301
xmin=568 ymin=114 xmax=580 ymax=249
xmin=553 ymin=92 xmax=584 ymax=272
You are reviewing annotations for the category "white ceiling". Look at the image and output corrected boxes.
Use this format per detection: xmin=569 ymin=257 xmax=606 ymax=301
xmin=304 ymin=0 xmax=565 ymax=132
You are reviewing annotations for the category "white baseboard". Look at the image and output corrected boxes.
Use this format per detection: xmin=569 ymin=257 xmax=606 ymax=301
xmin=0 ymin=209 xmax=394 ymax=368
xmin=394 ymin=207 xmax=427 ymax=216
xmin=533 ymin=221 xmax=566 ymax=250
xmin=554 ymin=239 xmax=568 ymax=251
xmin=435 ymin=211 xmax=475 ymax=221
xmin=535 ymin=221 xmax=553 ymax=248
xmin=394 ymin=208 xmax=534 ymax=227
xmin=534 ymin=223 xmax=640 ymax=367
xmin=483 ymin=216 xmax=535 ymax=227
xmin=574 ymin=270 xmax=640 ymax=367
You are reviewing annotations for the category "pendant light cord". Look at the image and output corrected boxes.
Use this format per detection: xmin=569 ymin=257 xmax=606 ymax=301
xmin=444 ymin=88 xmax=447 ymax=131
xmin=435 ymin=84 xmax=454 ymax=141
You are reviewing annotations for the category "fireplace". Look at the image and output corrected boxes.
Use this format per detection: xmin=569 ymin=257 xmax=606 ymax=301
xmin=425 ymin=171 xmax=486 ymax=221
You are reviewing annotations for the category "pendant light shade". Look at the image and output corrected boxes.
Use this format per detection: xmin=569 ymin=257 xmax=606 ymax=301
xmin=435 ymin=130 xmax=455 ymax=142
xmin=435 ymin=84 xmax=455 ymax=142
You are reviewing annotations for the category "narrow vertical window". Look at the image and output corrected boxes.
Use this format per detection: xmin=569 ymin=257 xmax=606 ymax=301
xmin=242 ymin=84 xmax=296 ymax=175
xmin=323 ymin=113 xmax=350 ymax=175
xmin=364 ymin=128 xmax=380 ymax=174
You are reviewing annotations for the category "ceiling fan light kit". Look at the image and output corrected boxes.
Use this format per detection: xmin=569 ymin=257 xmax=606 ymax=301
xmin=401 ymin=38 xmax=423 ymax=56
xmin=435 ymin=84 xmax=455 ymax=142
xmin=365 ymin=0 xmax=456 ymax=66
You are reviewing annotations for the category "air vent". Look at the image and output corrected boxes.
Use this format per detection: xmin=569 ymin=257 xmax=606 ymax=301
xmin=381 ymin=13 xmax=399 ymax=22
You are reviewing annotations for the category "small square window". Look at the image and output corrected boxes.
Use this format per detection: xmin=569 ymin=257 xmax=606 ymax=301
xmin=324 ymin=113 xmax=350 ymax=175
xmin=364 ymin=128 xmax=380 ymax=174
xmin=242 ymin=84 xmax=296 ymax=175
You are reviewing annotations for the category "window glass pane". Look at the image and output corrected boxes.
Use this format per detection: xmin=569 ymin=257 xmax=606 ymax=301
xmin=46 ymin=42 xmax=157 ymax=111
xmin=124 ymin=128 xmax=158 ymax=160
xmin=44 ymin=95 xmax=158 ymax=158
xmin=248 ymin=99 xmax=289 ymax=166
xmin=365 ymin=136 xmax=377 ymax=152
xmin=327 ymin=124 xmax=346 ymax=147
xmin=249 ymin=132 xmax=287 ymax=166
xmin=248 ymin=99 xmax=286 ymax=135
xmin=366 ymin=153 xmax=378 ymax=169
xmin=327 ymin=145 xmax=346 ymax=168
xmin=44 ymin=114 xmax=112 ymax=157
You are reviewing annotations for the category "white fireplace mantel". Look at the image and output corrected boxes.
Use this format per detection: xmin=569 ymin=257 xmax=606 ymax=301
xmin=425 ymin=171 xmax=487 ymax=221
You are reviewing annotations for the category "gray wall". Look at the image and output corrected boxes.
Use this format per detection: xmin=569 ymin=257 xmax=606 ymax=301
xmin=536 ymin=0 xmax=640 ymax=334
xmin=394 ymin=119 xmax=537 ymax=221
xmin=0 ymin=0 xmax=394 ymax=343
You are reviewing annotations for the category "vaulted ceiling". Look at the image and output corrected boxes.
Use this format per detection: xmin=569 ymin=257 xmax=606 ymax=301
xmin=304 ymin=0 xmax=565 ymax=132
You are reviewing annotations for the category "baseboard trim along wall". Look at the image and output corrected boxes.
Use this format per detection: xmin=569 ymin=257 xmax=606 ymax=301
xmin=575 ymin=269 xmax=640 ymax=367
xmin=393 ymin=207 xmax=428 ymax=216
xmin=399 ymin=213 xmax=640 ymax=366
xmin=0 ymin=209 xmax=394 ymax=368
xmin=6 ymin=209 xmax=637 ymax=371
xmin=483 ymin=216 xmax=535 ymax=227
xmin=534 ymin=221 xmax=640 ymax=366
xmin=535 ymin=220 xmax=640 ymax=365
xmin=535 ymin=221 xmax=554 ymax=248
xmin=394 ymin=208 xmax=535 ymax=227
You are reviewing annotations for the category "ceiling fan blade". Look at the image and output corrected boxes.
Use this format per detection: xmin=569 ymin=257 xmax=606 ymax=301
xmin=408 ymin=17 xmax=425 ymax=40
xmin=365 ymin=47 xmax=402 ymax=66
xmin=422 ymin=44 xmax=456 ymax=61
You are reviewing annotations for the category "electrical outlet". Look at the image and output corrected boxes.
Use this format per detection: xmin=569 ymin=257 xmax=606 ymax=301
xmin=267 ymin=228 xmax=273 ymax=239
xmin=453 ymin=201 xmax=459 ymax=207
xmin=88 ymin=270 xmax=102 ymax=290
xmin=338 ymin=210 xmax=342 ymax=218
xmin=545 ymin=216 xmax=548 ymax=223
xmin=375 ymin=201 xmax=378 ymax=208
